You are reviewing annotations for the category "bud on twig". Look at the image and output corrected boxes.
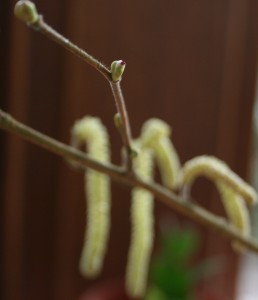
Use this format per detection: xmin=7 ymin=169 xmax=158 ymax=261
xmin=14 ymin=0 xmax=39 ymax=25
xmin=114 ymin=113 xmax=122 ymax=129
xmin=111 ymin=60 xmax=126 ymax=82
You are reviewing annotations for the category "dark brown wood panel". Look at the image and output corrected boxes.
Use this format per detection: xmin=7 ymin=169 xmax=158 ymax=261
xmin=1 ymin=0 xmax=258 ymax=299
xmin=206 ymin=0 xmax=258 ymax=297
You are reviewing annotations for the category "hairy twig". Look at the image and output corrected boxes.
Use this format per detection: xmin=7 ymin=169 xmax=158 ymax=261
xmin=1 ymin=109 xmax=258 ymax=253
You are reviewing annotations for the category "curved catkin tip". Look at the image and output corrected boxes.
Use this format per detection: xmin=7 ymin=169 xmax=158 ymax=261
xmin=14 ymin=0 xmax=39 ymax=24
xmin=217 ymin=182 xmax=251 ymax=252
xmin=154 ymin=137 xmax=181 ymax=189
xmin=140 ymin=118 xmax=181 ymax=189
xmin=141 ymin=118 xmax=171 ymax=143
xmin=71 ymin=116 xmax=111 ymax=278
xmin=126 ymin=147 xmax=154 ymax=298
xmin=180 ymin=155 xmax=258 ymax=205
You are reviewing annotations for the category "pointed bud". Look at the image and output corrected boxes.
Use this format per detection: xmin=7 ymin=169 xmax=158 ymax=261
xmin=14 ymin=1 xmax=39 ymax=24
xmin=114 ymin=113 xmax=122 ymax=128
xmin=111 ymin=60 xmax=126 ymax=82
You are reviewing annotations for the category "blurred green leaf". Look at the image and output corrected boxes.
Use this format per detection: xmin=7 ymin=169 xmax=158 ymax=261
xmin=151 ymin=259 xmax=193 ymax=298
xmin=145 ymin=285 xmax=168 ymax=300
xmin=147 ymin=228 xmax=222 ymax=300
xmin=160 ymin=230 xmax=199 ymax=263
xmin=147 ymin=228 xmax=200 ymax=299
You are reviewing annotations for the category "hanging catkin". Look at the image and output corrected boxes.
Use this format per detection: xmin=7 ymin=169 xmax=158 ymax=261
xmin=126 ymin=144 xmax=154 ymax=298
xmin=71 ymin=116 xmax=111 ymax=277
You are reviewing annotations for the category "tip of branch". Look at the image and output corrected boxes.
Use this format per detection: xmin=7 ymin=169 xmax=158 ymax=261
xmin=111 ymin=60 xmax=126 ymax=82
xmin=14 ymin=1 xmax=39 ymax=25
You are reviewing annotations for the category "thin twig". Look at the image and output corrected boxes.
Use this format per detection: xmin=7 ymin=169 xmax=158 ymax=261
xmin=1 ymin=109 xmax=258 ymax=253
xmin=29 ymin=12 xmax=134 ymax=170
xmin=110 ymin=81 xmax=133 ymax=171
xmin=32 ymin=16 xmax=111 ymax=81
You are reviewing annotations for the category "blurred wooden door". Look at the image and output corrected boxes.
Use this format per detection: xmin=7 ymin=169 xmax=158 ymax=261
xmin=1 ymin=0 xmax=258 ymax=299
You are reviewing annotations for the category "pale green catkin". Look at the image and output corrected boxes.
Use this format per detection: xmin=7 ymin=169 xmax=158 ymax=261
xmin=71 ymin=116 xmax=111 ymax=278
xmin=140 ymin=118 xmax=181 ymax=189
xmin=217 ymin=182 xmax=251 ymax=252
xmin=180 ymin=155 xmax=257 ymax=205
xmin=126 ymin=144 xmax=154 ymax=299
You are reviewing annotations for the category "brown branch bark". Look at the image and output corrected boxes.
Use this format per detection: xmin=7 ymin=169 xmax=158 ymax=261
xmin=1 ymin=108 xmax=258 ymax=254
xmin=29 ymin=13 xmax=134 ymax=170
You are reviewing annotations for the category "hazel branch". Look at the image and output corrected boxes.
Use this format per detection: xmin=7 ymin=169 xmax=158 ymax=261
xmin=14 ymin=0 xmax=134 ymax=171
xmin=14 ymin=0 xmax=110 ymax=80
xmin=1 ymin=108 xmax=258 ymax=254
xmin=34 ymin=17 xmax=111 ymax=81
xmin=110 ymin=80 xmax=133 ymax=170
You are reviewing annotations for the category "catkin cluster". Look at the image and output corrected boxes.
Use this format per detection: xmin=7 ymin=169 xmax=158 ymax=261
xmin=71 ymin=116 xmax=180 ymax=298
xmin=70 ymin=116 xmax=257 ymax=299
